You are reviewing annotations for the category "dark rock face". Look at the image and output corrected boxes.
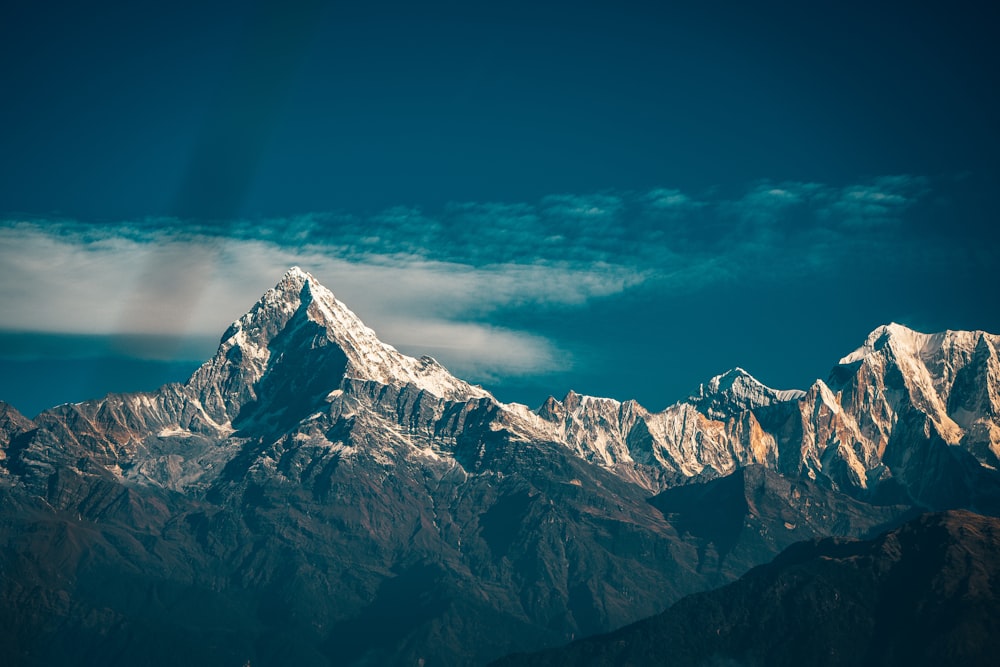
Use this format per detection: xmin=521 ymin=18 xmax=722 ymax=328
xmin=0 ymin=401 xmax=33 ymax=444
xmin=649 ymin=465 xmax=917 ymax=579
xmin=494 ymin=510 xmax=1000 ymax=667
xmin=1 ymin=270 xmax=999 ymax=665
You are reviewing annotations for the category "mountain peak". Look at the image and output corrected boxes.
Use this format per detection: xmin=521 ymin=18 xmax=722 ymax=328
xmin=273 ymin=265 xmax=318 ymax=293
xmin=265 ymin=268 xmax=490 ymax=401
xmin=707 ymin=367 xmax=755 ymax=390
xmin=688 ymin=367 xmax=804 ymax=419
xmin=186 ymin=269 xmax=489 ymax=423
xmin=838 ymin=322 xmax=994 ymax=367
xmin=838 ymin=323 xmax=916 ymax=365
xmin=868 ymin=321 xmax=919 ymax=348
xmin=283 ymin=265 xmax=309 ymax=280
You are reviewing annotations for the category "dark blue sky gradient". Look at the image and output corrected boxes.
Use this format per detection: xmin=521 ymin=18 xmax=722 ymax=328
xmin=2 ymin=1 xmax=999 ymax=417
xmin=4 ymin=1 xmax=998 ymax=220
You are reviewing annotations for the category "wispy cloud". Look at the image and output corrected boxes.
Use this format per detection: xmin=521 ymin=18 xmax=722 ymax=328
xmin=642 ymin=188 xmax=702 ymax=212
xmin=819 ymin=175 xmax=927 ymax=228
xmin=0 ymin=175 xmax=940 ymax=382
xmin=0 ymin=224 xmax=643 ymax=380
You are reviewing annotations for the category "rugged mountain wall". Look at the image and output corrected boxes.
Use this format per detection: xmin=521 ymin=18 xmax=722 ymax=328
xmin=1 ymin=267 xmax=998 ymax=665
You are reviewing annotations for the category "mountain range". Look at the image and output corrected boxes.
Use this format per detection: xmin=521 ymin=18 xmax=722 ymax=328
xmin=2 ymin=266 xmax=998 ymax=665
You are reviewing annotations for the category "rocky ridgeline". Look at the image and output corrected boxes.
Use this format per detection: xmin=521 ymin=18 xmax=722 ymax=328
xmin=1 ymin=268 xmax=998 ymax=665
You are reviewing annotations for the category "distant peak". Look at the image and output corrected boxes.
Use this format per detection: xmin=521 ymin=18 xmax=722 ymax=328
xmin=865 ymin=322 xmax=918 ymax=346
xmin=709 ymin=367 xmax=756 ymax=389
xmin=690 ymin=368 xmax=804 ymax=419
xmin=839 ymin=322 xmax=931 ymax=365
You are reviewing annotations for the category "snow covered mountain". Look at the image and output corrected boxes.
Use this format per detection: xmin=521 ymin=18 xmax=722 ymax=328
xmin=521 ymin=322 xmax=1000 ymax=511
xmin=11 ymin=268 xmax=997 ymax=506
xmin=1 ymin=268 xmax=998 ymax=665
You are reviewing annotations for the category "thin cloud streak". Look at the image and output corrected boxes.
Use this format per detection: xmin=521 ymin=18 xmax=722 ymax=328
xmin=0 ymin=227 xmax=625 ymax=380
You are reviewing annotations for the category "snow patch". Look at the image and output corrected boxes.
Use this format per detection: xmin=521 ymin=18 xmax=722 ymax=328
xmin=157 ymin=426 xmax=192 ymax=438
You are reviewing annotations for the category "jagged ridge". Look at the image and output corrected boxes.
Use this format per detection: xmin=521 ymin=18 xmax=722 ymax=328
xmin=6 ymin=270 xmax=1000 ymax=508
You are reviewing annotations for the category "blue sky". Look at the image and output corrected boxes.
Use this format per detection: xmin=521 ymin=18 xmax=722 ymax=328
xmin=1 ymin=1 xmax=999 ymax=416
